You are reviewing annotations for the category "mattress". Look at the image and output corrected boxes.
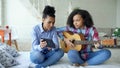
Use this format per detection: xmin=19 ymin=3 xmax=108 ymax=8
xmin=10 ymin=49 xmax=120 ymax=68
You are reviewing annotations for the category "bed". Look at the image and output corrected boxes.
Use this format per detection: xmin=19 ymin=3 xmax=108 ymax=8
xmin=10 ymin=49 xmax=120 ymax=68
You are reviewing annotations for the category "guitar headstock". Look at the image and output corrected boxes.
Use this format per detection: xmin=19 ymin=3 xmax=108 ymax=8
xmin=101 ymin=39 xmax=117 ymax=46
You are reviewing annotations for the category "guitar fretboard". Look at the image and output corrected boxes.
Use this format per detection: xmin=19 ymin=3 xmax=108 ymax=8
xmin=73 ymin=40 xmax=99 ymax=45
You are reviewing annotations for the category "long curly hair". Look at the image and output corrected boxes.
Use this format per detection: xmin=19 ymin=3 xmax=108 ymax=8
xmin=67 ymin=9 xmax=94 ymax=28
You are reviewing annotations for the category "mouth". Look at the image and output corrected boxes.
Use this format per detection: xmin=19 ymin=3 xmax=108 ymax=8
xmin=47 ymin=27 xmax=52 ymax=30
xmin=74 ymin=25 xmax=79 ymax=28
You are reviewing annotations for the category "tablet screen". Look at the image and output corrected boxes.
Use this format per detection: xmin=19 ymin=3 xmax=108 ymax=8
xmin=41 ymin=38 xmax=55 ymax=48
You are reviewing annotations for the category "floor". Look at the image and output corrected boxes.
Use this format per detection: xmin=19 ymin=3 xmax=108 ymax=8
xmin=8 ymin=41 xmax=120 ymax=68
xmin=50 ymin=48 xmax=120 ymax=68
xmin=11 ymin=49 xmax=120 ymax=68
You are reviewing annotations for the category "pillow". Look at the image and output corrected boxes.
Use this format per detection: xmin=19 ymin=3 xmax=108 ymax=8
xmin=0 ymin=43 xmax=20 ymax=57
xmin=0 ymin=49 xmax=19 ymax=67
xmin=0 ymin=63 xmax=5 ymax=68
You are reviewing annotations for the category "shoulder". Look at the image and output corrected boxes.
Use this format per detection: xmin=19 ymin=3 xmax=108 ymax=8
xmin=31 ymin=23 xmax=43 ymax=35
xmin=33 ymin=23 xmax=41 ymax=29
xmin=87 ymin=26 xmax=97 ymax=31
xmin=51 ymin=26 xmax=57 ymax=32
xmin=33 ymin=23 xmax=41 ymax=31
xmin=86 ymin=26 xmax=98 ymax=34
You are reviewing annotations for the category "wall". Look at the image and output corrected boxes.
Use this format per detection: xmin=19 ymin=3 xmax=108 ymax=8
xmin=0 ymin=0 xmax=2 ymax=25
xmin=51 ymin=0 xmax=117 ymax=28
xmin=117 ymin=0 xmax=120 ymax=27
xmin=3 ymin=0 xmax=39 ymax=50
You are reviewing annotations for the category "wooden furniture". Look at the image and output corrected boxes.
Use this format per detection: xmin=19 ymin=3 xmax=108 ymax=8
xmin=0 ymin=28 xmax=11 ymax=46
xmin=117 ymin=37 xmax=120 ymax=45
xmin=0 ymin=26 xmax=19 ymax=50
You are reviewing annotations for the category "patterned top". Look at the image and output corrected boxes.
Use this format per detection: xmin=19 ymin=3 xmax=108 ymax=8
xmin=57 ymin=26 xmax=100 ymax=60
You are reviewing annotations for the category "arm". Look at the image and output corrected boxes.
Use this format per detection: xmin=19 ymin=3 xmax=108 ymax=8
xmin=91 ymin=27 xmax=103 ymax=48
xmin=31 ymin=28 xmax=43 ymax=51
xmin=91 ymin=27 xmax=100 ymax=41
xmin=57 ymin=26 xmax=80 ymax=47
xmin=57 ymin=26 xmax=80 ymax=40
xmin=56 ymin=26 xmax=67 ymax=40
xmin=52 ymin=30 xmax=59 ymax=50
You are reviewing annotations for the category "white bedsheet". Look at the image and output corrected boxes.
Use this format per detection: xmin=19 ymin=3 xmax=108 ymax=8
xmin=10 ymin=49 xmax=120 ymax=68
xmin=10 ymin=52 xmax=31 ymax=68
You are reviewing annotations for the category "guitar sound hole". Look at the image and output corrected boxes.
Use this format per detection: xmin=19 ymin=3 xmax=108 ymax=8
xmin=71 ymin=39 xmax=75 ymax=44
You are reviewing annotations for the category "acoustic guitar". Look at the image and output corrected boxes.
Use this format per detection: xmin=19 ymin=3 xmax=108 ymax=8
xmin=60 ymin=31 xmax=117 ymax=53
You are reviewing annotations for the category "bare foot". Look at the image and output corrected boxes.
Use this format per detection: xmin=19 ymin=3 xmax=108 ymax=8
xmin=72 ymin=63 xmax=80 ymax=67
xmin=81 ymin=62 xmax=88 ymax=66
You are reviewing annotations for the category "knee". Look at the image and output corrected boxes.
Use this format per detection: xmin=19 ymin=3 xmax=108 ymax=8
xmin=68 ymin=50 xmax=78 ymax=57
xmin=56 ymin=49 xmax=64 ymax=57
xmin=101 ymin=49 xmax=111 ymax=59
xmin=30 ymin=51 xmax=44 ymax=64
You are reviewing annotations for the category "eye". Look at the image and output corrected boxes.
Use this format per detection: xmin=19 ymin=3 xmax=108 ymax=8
xmin=48 ymin=21 xmax=55 ymax=25
xmin=48 ymin=21 xmax=53 ymax=24
xmin=48 ymin=21 xmax=51 ymax=24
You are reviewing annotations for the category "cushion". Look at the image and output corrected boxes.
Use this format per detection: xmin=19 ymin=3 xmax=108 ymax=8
xmin=0 ymin=43 xmax=20 ymax=57
xmin=0 ymin=49 xmax=19 ymax=67
xmin=0 ymin=63 xmax=5 ymax=68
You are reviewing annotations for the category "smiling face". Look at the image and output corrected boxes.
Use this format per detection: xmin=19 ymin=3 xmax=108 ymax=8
xmin=42 ymin=15 xmax=55 ymax=31
xmin=73 ymin=14 xmax=84 ymax=29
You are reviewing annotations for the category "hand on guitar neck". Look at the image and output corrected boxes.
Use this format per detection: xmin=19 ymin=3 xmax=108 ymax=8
xmin=94 ymin=43 xmax=101 ymax=49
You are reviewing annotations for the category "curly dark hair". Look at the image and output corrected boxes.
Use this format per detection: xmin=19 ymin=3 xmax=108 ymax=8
xmin=42 ymin=5 xmax=55 ymax=18
xmin=67 ymin=9 xmax=94 ymax=28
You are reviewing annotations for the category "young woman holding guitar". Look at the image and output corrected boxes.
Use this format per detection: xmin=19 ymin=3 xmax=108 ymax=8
xmin=57 ymin=9 xmax=111 ymax=66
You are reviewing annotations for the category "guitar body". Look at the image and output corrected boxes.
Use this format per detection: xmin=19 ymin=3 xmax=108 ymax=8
xmin=60 ymin=31 xmax=85 ymax=53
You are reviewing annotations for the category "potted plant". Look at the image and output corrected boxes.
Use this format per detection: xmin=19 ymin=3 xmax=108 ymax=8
xmin=113 ymin=28 xmax=120 ymax=37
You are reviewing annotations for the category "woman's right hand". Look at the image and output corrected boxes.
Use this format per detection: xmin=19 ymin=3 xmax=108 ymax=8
xmin=64 ymin=38 xmax=75 ymax=47
xmin=40 ymin=39 xmax=47 ymax=48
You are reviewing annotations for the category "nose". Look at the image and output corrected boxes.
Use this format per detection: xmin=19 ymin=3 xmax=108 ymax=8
xmin=74 ymin=21 xmax=77 ymax=25
xmin=50 ymin=23 xmax=54 ymax=27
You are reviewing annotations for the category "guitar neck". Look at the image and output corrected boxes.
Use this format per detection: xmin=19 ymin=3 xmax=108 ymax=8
xmin=74 ymin=40 xmax=98 ymax=45
xmin=74 ymin=38 xmax=116 ymax=45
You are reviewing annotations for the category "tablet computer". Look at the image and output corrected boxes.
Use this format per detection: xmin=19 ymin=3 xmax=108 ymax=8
xmin=41 ymin=38 xmax=55 ymax=48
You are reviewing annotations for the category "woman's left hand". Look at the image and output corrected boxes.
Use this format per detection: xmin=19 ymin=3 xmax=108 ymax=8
xmin=94 ymin=43 xmax=100 ymax=49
